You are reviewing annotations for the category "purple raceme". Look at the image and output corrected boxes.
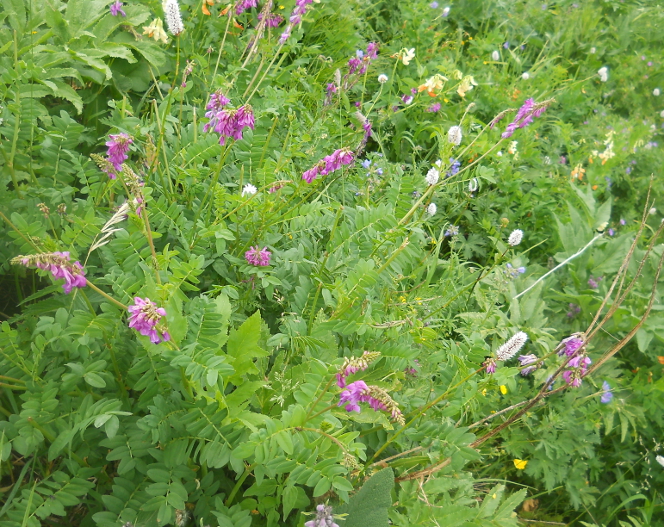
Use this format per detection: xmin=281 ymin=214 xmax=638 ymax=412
xmin=427 ymin=102 xmax=442 ymax=113
xmin=245 ymin=246 xmax=271 ymax=266
xmin=279 ymin=0 xmax=313 ymax=43
xmin=338 ymin=381 xmax=405 ymax=424
xmin=12 ymin=252 xmax=87 ymax=294
xmin=498 ymin=98 xmax=552 ymax=139
xmin=518 ymin=354 xmax=540 ymax=376
xmin=302 ymin=148 xmax=354 ymax=183
xmin=110 ymin=1 xmax=126 ymax=16
xmin=562 ymin=355 xmax=591 ymax=387
xmin=342 ymin=42 xmax=380 ymax=89
xmin=559 ymin=336 xmax=584 ymax=356
xmin=257 ymin=11 xmax=283 ymax=27
xmin=203 ymin=91 xmax=255 ymax=145
xmin=235 ymin=0 xmax=258 ymax=15
xmin=104 ymin=133 xmax=133 ymax=178
xmin=588 ymin=275 xmax=602 ymax=289
xmin=336 ymin=351 xmax=381 ymax=388
xmin=128 ymin=297 xmax=170 ymax=344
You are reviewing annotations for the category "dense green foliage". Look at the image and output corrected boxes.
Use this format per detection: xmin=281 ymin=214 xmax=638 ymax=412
xmin=1 ymin=0 xmax=664 ymax=526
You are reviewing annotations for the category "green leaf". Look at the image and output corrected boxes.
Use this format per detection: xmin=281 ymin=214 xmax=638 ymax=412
xmin=226 ymin=311 xmax=269 ymax=378
xmin=335 ymin=468 xmax=394 ymax=527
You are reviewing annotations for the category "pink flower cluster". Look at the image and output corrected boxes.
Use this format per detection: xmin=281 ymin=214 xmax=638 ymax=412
xmin=235 ymin=0 xmax=258 ymax=15
xmin=343 ymin=42 xmax=380 ymax=90
xmin=562 ymin=355 xmax=591 ymax=387
xmin=245 ymin=246 xmax=271 ymax=266
xmin=15 ymin=252 xmax=87 ymax=294
xmin=557 ymin=336 xmax=591 ymax=387
xmin=204 ymin=91 xmax=255 ymax=145
xmin=498 ymin=98 xmax=549 ymax=139
xmin=127 ymin=297 xmax=170 ymax=344
xmin=302 ymin=148 xmax=354 ymax=183
xmin=338 ymin=381 xmax=403 ymax=423
xmin=258 ymin=11 xmax=283 ymax=27
xmin=279 ymin=0 xmax=313 ymax=43
xmin=104 ymin=133 xmax=133 ymax=179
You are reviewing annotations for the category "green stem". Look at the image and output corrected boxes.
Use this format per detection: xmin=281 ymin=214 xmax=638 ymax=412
xmin=305 ymin=376 xmax=337 ymax=420
xmin=85 ymin=281 xmax=128 ymax=310
xmin=225 ymin=463 xmax=257 ymax=507
xmin=0 ymin=210 xmax=40 ymax=251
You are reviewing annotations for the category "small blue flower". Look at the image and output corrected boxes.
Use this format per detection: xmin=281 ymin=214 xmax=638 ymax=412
xmin=503 ymin=41 xmax=510 ymax=49
xmin=376 ymin=168 xmax=383 ymax=175
xmin=600 ymin=381 xmax=613 ymax=403
xmin=356 ymin=50 xmax=364 ymax=58
xmin=429 ymin=1 xmax=439 ymax=7
xmin=362 ymin=159 xmax=372 ymax=169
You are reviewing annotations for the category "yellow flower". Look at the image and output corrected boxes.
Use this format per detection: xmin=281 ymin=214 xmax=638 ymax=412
xmin=499 ymin=385 xmax=507 ymax=395
xmin=143 ymin=18 xmax=168 ymax=44
xmin=457 ymin=75 xmax=478 ymax=98
xmin=513 ymin=459 xmax=528 ymax=470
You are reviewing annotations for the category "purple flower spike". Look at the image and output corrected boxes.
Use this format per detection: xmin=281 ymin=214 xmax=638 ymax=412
xmin=14 ymin=252 xmax=87 ymax=294
xmin=104 ymin=133 xmax=133 ymax=178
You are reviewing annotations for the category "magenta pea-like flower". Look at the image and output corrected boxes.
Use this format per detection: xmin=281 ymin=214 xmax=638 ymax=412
xmin=127 ymin=297 xmax=170 ymax=344
xmin=245 ymin=246 xmax=271 ymax=267
xmin=12 ymin=252 xmax=87 ymax=294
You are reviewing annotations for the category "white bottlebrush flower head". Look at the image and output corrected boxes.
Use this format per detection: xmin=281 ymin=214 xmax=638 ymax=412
xmin=496 ymin=331 xmax=528 ymax=361
xmin=589 ymin=47 xmax=596 ymax=54
xmin=654 ymin=88 xmax=661 ymax=97
xmin=597 ymin=66 xmax=608 ymax=82
xmin=242 ymin=183 xmax=257 ymax=196
xmin=427 ymin=203 xmax=437 ymax=216
xmin=660 ymin=110 xmax=664 ymax=118
xmin=508 ymin=229 xmax=523 ymax=246
xmin=442 ymin=6 xmax=450 ymax=16
xmin=491 ymin=50 xmax=500 ymax=61
xmin=425 ymin=167 xmax=440 ymax=186
xmin=448 ymin=125 xmax=462 ymax=145
xmin=656 ymin=455 xmax=664 ymax=468
xmin=522 ymin=72 xmax=530 ymax=80
xmin=163 ymin=0 xmax=184 ymax=36
xmin=468 ymin=177 xmax=478 ymax=192
xmin=378 ymin=74 xmax=388 ymax=84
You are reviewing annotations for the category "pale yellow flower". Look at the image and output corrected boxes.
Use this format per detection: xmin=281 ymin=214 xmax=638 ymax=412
xmin=143 ymin=18 xmax=169 ymax=44
xmin=457 ymin=75 xmax=477 ymax=98
xmin=418 ymin=74 xmax=448 ymax=97
xmin=400 ymin=48 xmax=416 ymax=66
